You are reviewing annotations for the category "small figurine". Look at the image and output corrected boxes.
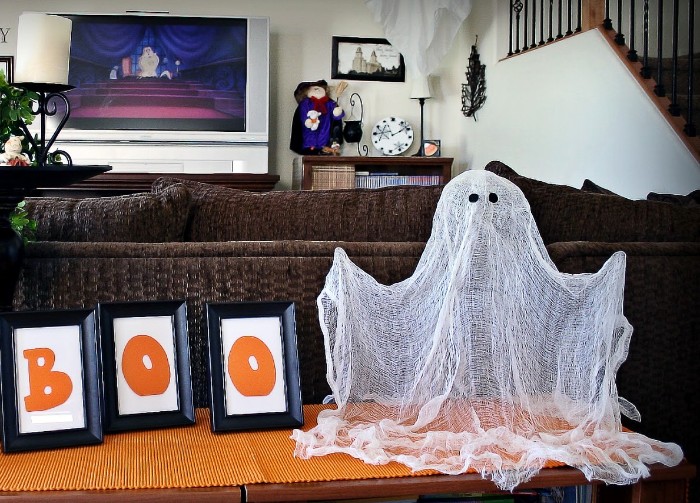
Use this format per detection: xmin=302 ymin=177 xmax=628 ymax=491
xmin=0 ymin=135 xmax=30 ymax=166
xmin=137 ymin=46 xmax=159 ymax=78
xmin=290 ymin=79 xmax=345 ymax=155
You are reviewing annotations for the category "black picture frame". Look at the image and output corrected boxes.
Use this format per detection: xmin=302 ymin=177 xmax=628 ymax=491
xmin=0 ymin=309 xmax=102 ymax=452
xmin=98 ymin=300 xmax=194 ymax=432
xmin=206 ymin=301 xmax=303 ymax=432
xmin=424 ymin=139 xmax=442 ymax=157
xmin=331 ymin=36 xmax=405 ymax=82
xmin=0 ymin=56 xmax=12 ymax=83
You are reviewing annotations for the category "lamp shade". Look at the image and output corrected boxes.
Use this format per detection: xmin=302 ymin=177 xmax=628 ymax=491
xmin=15 ymin=12 xmax=72 ymax=85
xmin=410 ymin=76 xmax=432 ymax=99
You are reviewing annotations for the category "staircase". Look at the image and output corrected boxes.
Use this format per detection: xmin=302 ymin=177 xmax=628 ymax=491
xmin=506 ymin=0 xmax=700 ymax=161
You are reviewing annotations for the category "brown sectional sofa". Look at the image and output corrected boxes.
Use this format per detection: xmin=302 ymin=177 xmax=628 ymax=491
xmin=15 ymin=160 xmax=699 ymax=497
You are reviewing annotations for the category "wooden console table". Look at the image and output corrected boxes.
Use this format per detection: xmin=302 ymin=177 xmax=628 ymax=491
xmin=0 ymin=406 xmax=694 ymax=502
xmin=36 ymin=172 xmax=280 ymax=197
xmin=245 ymin=461 xmax=697 ymax=503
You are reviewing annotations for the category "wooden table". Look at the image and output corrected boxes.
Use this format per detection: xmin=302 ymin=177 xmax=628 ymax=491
xmin=244 ymin=460 xmax=696 ymax=503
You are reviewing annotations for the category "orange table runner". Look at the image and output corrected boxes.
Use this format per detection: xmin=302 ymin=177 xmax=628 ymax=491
xmin=0 ymin=404 xmax=564 ymax=492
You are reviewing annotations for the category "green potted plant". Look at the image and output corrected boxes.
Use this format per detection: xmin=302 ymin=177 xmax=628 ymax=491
xmin=1 ymin=69 xmax=39 ymax=243
xmin=0 ymin=69 xmax=37 ymax=158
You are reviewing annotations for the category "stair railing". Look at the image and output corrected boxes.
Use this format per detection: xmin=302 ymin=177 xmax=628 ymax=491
xmin=604 ymin=0 xmax=696 ymax=136
xmin=508 ymin=0 xmax=584 ymax=56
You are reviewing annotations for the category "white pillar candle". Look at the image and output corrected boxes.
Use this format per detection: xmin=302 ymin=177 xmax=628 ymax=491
xmin=15 ymin=12 xmax=72 ymax=85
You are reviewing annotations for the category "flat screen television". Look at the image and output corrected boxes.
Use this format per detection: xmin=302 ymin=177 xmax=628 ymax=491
xmin=54 ymin=13 xmax=269 ymax=145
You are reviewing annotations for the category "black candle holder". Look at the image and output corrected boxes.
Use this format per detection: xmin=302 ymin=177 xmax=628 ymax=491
xmin=13 ymin=82 xmax=74 ymax=167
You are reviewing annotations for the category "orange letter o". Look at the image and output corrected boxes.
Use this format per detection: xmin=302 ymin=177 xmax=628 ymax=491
xmin=228 ymin=336 xmax=276 ymax=397
xmin=121 ymin=335 xmax=171 ymax=396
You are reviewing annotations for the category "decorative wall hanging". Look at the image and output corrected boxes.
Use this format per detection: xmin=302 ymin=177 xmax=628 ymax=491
xmin=461 ymin=36 xmax=486 ymax=120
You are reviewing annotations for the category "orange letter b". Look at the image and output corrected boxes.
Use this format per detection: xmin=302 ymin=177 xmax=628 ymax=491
xmin=23 ymin=348 xmax=73 ymax=412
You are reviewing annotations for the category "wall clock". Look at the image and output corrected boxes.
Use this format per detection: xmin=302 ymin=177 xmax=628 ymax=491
xmin=371 ymin=116 xmax=414 ymax=155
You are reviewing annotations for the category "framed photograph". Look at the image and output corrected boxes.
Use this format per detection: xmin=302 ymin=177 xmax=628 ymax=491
xmin=0 ymin=309 xmax=102 ymax=452
xmin=98 ymin=300 xmax=194 ymax=432
xmin=206 ymin=301 xmax=303 ymax=432
xmin=332 ymin=36 xmax=405 ymax=82
xmin=423 ymin=139 xmax=441 ymax=157
xmin=0 ymin=56 xmax=12 ymax=83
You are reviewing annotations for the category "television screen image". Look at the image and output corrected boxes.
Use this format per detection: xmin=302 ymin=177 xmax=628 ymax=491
xmin=64 ymin=14 xmax=248 ymax=133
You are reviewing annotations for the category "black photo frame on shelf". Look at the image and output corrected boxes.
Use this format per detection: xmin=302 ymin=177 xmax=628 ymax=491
xmin=0 ymin=309 xmax=102 ymax=452
xmin=98 ymin=300 xmax=194 ymax=432
xmin=0 ymin=56 xmax=12 ymax=83
xmin=331 ymin=36 xmax=405 ymax=82
xmin=206 ymin=301 xmax=303 ymax=432
xmin=423 ymin=139 xmax=441 ymax=157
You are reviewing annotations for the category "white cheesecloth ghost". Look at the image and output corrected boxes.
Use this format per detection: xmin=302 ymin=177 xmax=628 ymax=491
xmin=292 ymin=170 xmax=683 ymax=491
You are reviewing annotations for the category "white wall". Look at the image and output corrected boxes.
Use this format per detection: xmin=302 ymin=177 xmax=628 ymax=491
xmin=1 ymin=0 xmax=698 ymax=196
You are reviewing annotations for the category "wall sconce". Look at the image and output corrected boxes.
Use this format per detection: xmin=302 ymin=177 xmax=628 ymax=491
xmin=410 ymin=76 xmax=432 ymax=156
xmin=461 ymin=36 xmax=486 ymax=121
xmin=14 ymin=12 xmax=74 ymax=166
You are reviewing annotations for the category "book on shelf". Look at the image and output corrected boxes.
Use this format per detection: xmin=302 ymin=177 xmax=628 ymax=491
xmin=354 ymin=173 xmax=443 ymax=188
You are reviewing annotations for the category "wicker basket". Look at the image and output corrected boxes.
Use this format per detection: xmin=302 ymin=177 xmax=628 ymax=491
xmin=311 ymin=165 xmax=356 ymax=190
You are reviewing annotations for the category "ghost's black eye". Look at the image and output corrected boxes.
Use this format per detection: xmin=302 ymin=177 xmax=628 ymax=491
xmin=489 ymin=193 xmax=499 ymax=203
xmin=469 ymin=193 xmax=479 ymax=203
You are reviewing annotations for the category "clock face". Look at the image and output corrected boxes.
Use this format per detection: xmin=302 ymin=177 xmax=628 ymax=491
xmin=371 ymin=117 xmax=414 ymax=156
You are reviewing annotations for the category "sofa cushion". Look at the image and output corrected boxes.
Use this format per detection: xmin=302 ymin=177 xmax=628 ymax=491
xmin=580 ymin=179 xmax=618 ymax=195
xmin=485 ymin=160 xmax=700 ymax=244
xmin=25 ymin=183 xmax=191 ymax=242
xmin=647 ymin=189 xmax=700 ymax=207
xmin=152 ymin=177 xmax=442 ymax=242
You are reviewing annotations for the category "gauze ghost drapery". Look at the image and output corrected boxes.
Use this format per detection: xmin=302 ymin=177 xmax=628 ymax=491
xmin=292 ymin=170 xmax=683 ymax=491
xmin=364 ymin=0 xmax=473 ymax=77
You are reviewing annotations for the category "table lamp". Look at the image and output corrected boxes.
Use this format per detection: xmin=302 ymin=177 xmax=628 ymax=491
xmin=410 ymin=76 xmax=432 ymax=156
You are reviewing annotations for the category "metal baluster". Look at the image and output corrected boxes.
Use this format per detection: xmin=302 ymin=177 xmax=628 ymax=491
xmin=628 ymin=0 xmax=638 ymax=61
xmin=523 ymin=0 xmax=529 ymax=51
xmin=654 ymin=0 xmax=665 ymax=96
xmin=539 ymin=0 xmax=545 ymax=44
xmin=576 ymin=0 xmax=582 ymax=32
xmin=509 ymin=0 xmax=515 ymax=56
xmin=531 ymin=0 xmax=537 ymax=47
xmin=640 ymin=0 xmax=651 ymax=77
xmin=514 ymin=1 xmax=524 ymax=54
xmin=669 ymin=0 xmax=680 ymax=115
xmin=548 ymin=0 xmax=555 ymax=41
xmin=557 ymin=0 xmax=564 ymax=38
xmin=604 ymin=0 xmax=613 ymax=29
xmin=615 ymin=0 xmax=626 ymax=45
xmin=566 ymin=0 xmax=573 ymax=35
xmin=684 ymin=0 xmax=696 ymax=135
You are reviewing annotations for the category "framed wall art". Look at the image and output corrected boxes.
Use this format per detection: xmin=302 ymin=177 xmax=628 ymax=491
xmin=331 ymin=36 xmax=405 ymax=82
xmin=0 ymin=56 xmax=12 ymax=83
xmin=0 ymin=309 xmax=102 ymax=452
xmin=206 ymin=301 xmax=303 ymax=432
xmin=98 ymin=300 xmax=194 ymax=432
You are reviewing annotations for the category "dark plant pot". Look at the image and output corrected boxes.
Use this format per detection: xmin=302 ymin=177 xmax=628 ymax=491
xmin=343 ymin=121 xmax=363 ymax=143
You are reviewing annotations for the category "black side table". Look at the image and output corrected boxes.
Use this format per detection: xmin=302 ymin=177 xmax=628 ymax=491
xmin=0 ymin=165 xmax=111 ymax=312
